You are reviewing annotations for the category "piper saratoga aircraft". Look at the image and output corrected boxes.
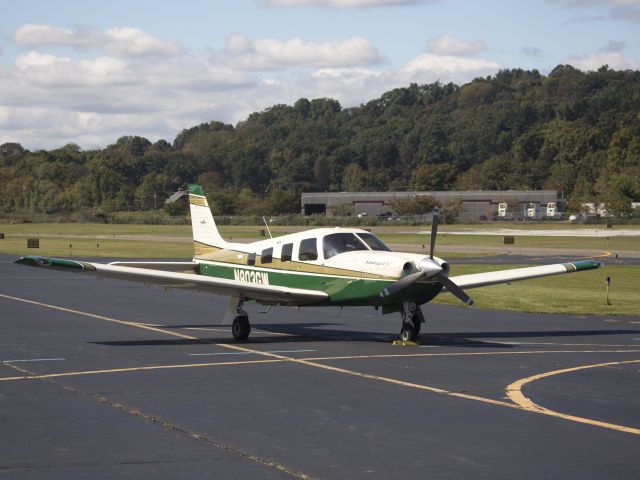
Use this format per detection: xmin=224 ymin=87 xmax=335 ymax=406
xmin=16 ymin=184 xmax=602 ymax=342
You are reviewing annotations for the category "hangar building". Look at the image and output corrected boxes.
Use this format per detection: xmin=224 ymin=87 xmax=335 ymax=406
xmin=301 ymin=190 xmax=558 ymax=222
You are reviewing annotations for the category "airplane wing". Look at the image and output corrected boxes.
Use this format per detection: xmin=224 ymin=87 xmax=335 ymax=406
xmin=15 ymin=256 xmax=327 ymax=306
xmin=447 ymin=259 xmax=602 ymax=290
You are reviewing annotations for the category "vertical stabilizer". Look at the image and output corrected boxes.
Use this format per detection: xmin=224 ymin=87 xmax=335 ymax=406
xmin=188 ymin=184 xmax=227 ymax=256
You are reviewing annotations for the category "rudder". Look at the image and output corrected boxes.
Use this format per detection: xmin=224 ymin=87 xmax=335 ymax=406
xmin=188 ymin=184 xmax=227 ymax=256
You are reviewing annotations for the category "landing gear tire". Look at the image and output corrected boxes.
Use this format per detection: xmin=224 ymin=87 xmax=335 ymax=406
xmin=232 ymin=315 xmax=251 ymax=341
xmin=400 ymin=323 xmax=417 ymax=342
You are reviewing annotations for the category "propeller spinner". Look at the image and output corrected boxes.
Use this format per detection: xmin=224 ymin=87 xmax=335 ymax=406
xmin=380 ymin=207 xmax=474 ymax=306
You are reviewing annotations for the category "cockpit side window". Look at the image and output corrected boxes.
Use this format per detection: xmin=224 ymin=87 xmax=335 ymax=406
xmin=323 ymin=233 xmax=368 ymax=259
xmin=356 ymin=232 xmax=391 ymax=252
xmin=298 ymin=238 xmax=318 ymax=261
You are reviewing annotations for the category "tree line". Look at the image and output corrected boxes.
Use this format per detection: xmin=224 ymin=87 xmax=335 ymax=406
xmin=1 ymin=64 xmax=639 ymax=218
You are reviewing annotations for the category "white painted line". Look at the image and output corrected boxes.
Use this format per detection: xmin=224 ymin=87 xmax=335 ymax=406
xmin=419 ymin=345 xmax=442 ymax=348
xmin=492 ymin=341 xmax=637 ymax=347
xmin=189 ymin=349 xmax=316 ymax=357
xmin=3 ymin=358 xmax=66 ymax=363
xmin=184 ymin=327 xmax=292 ymax=337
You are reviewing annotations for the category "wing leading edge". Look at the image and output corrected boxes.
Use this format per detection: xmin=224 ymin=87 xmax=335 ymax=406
xmin=447 ymin=259 xmax=603 ymax=290
xmin=14 ymin=256 xmax=328 ymax=306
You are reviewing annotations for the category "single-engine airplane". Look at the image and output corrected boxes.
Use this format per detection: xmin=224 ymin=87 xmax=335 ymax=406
xmin=16 ymin=184 xmax=602 ymax=342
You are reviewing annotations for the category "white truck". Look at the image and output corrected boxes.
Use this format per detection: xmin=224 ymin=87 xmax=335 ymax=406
xmin=526 ymin=203 xmax=539 ymax=219
xmin=545 ymin=202 xmax=557 ymax=218
xmin=498 ymin=202 xmax=509 ymax=218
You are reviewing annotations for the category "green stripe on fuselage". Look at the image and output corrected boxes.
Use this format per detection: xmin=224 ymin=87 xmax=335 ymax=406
xmin=197 ymin=260 xmax=442 ymax=307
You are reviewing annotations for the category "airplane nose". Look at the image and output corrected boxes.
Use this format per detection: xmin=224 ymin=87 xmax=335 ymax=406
xmin=418 ymin=258 xmax=443 ymax=277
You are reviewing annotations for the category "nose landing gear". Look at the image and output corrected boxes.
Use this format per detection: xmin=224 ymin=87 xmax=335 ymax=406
xmin=399 ymin=301 xmax=424 ymax=342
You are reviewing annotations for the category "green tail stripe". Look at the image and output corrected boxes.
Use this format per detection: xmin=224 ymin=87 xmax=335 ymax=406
xmin=188 ymin=184 xmax=205 ymax=196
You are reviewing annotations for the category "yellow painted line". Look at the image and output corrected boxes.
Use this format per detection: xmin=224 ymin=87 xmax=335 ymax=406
xmin=301 ymin=349 xmax=640 ymax=362
xmin=0 ymin=359 xmax=282 ymax=381
xmin=1 ymin=349 xmax=638 ymax=383
xmin=3 ymin=292 xmax=640 ymax=435
xmin=506 ymin=359 xmax=640 ymax=435
xmin=0 ymin=293 xmax=198 ymax=341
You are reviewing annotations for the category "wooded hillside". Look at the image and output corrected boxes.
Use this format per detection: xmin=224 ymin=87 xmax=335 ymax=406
xmin=1 ymin=65 xmax=639 ymax=217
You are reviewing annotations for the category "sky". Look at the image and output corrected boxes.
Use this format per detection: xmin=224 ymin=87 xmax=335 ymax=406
xmin=1 ymin=0 xmax=639 ymax=150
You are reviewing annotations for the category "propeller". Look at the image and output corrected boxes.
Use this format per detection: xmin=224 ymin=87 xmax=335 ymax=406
xmin=380 ymin=207 xmax=474 ymax=306
xmin=430 ymin=207 xmax=439 ymax=259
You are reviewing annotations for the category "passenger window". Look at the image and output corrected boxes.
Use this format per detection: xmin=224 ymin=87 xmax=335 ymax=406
xmin=261 ymin=247 xmax=273 ymax=264
xmin=281 ymin=243 xmax=293 ymax=262
xmin=298 ymin=238 xmax=318 ymax=261
xmin=247 ymin=252 xmax=256 ymax=266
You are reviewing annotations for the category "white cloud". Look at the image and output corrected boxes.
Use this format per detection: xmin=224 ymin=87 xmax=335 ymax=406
xmin=308 ymin=53 xmax=499 ymax=106
xmin=402 ymin=53 xmax=499 ymax=79
xmin=565 ymin=50 xmax=640 ymax=70
xmin=2 ymin=23 xmax=500 ymax=149
xmin=14 ymin=51 xmax=130 ymax=87
xmin=564 ymin=41 xmax=640 ymax=70
xmin=13 ymin=24 xmax=184 ymax=57
xmin=426 ymin=35 xmax=488 ymax=56
xmin=212 ymin=34 xmax=382 ymax=70
xmin=260 ymin=0 xmax=421 ymax=7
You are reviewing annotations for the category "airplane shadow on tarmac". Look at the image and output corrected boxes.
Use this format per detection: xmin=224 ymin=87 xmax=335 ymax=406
xmin=89 ymin=325 xmax=640 ymax=349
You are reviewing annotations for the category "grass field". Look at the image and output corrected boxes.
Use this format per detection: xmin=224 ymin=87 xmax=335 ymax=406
xmin=436 ymin=264 xmax=639 ymax=316
xmin=1 ymin=222 xmax=638 ymax=317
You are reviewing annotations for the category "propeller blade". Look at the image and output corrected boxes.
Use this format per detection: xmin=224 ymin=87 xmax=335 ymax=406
xmin=429 ymin=207 xmax=440 ymax=260
xmin=437 ymin=273 xmax=474 ymax=306
xmin=380 ymin=270 xmax=425 ymax=298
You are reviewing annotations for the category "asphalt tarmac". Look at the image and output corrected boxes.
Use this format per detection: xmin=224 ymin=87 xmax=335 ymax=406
xmin=1 ymin=253 xmax=639 ymax=479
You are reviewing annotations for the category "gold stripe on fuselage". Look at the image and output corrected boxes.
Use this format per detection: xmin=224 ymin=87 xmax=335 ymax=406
xmin=197 ymin=248 xmax=395 ymax=280
xmin=194 ymin=241 xmax=222 ymax=257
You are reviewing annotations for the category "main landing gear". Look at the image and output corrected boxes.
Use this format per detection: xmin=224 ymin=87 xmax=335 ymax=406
xmin=228 ymin=297 xmax=251 ymax=341
xmin=399 ymin=301 xmax=424 ymax=342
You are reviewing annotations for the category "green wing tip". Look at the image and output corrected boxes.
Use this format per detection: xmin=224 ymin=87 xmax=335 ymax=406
xmin=15 ymin=256 xmax=50 ymax=267
xmin=572 ymin=259 xmax=604 ymax=271
xmin=15 ymin=256 xmax=94 ymax=271
xmin=188 ymin=184 xmax=205 ymax=196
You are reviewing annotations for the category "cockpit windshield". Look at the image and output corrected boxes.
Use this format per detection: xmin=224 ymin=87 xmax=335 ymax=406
xmin=356 ymin=232 xmax=391 ymax=252
xmin=323 ymin=233 xmax=368 ymax=259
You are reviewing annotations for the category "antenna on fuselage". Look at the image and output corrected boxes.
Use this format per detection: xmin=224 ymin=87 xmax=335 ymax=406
xmin=262 ymin=216 xmax=273 ymax=239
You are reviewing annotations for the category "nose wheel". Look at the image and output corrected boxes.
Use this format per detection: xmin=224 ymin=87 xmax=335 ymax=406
xmin=399 ymin=302 xmax=424 ymax=342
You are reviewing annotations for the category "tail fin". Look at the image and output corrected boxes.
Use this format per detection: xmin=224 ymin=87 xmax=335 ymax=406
xmin=188 ymin=184 xmax=228 ymax=256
